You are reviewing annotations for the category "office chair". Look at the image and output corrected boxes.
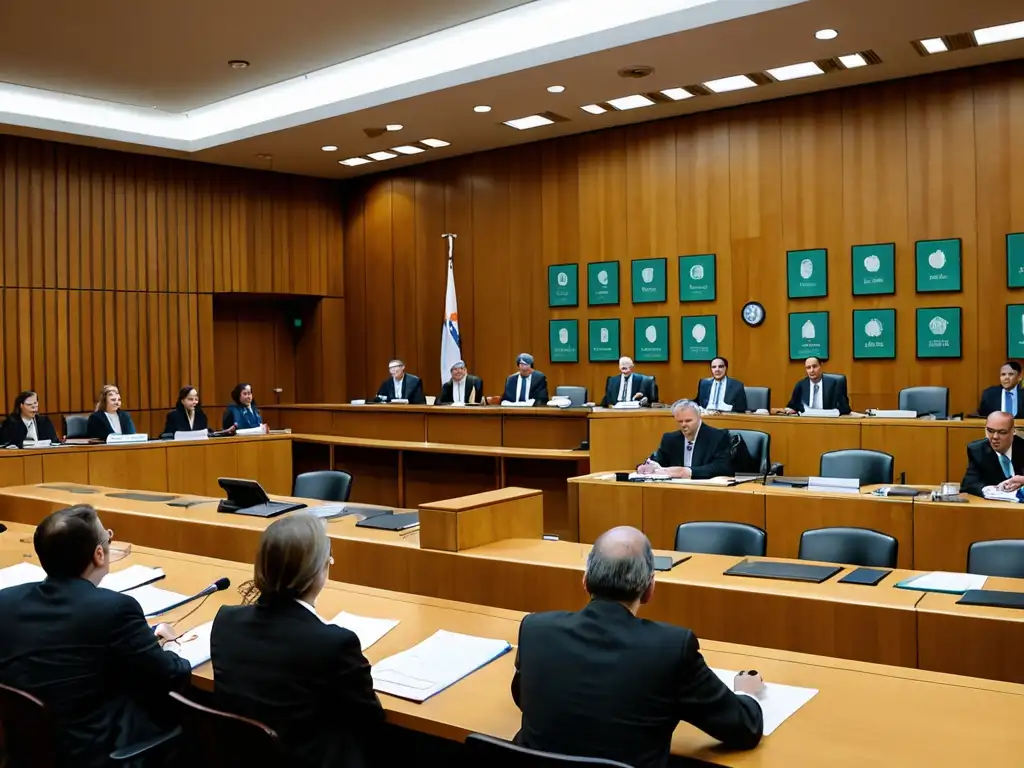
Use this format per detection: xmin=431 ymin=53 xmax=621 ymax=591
xmin=293 ymin=470 xmax=353 ymax=502
xmin=743 ymin=386 xmax=770 ymax=412
xmin=819 ymin=449 xmax=894 ymax=485
xmin=464 ymin=733 xmax=632 ymax=767
xmin=62 ymin=413 xmax=90 ymax=439
xmin=798 ymin=527 xmax=898 ymax=568
xmin=555 ymin=386 xmax=588 ymax=407
xmin=674 ymin=522 xmax=767 ymax=557
xmin=967 ymin=539 xmax=1024 ymax=578
xmin=728 ymin=429 xmax=771 ymax=474
xmin=898 ymin=387 xmax=949 ymax=419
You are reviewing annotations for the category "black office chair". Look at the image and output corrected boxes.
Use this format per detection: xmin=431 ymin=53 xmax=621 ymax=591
xmin=898 ymin=386 xmax=949 ymax=419
xmin=798 ymin=526 xmax=898 ymax=568
xmin=967 ymin=539 xmax=1024 ymax=578
xmin=819 ymin=449 xmax=894 ymax=485
xmin=62 ymin=413 xmax=90 ymax=439
xmin=743 ymin=386 xmax=770 ymax=412
xmin=822 ymin=372 xmax=847 ymax=389
xmin=729 ymin=429 xmax=771 ymax=474
xmin=674 ymin=521 xmax=767 ymax=557
xmin=293 ymin=470 xmax=353 ymax=502
xmin=555 ymin=386 xmax=588 ymax=407
xmin=464 ymin=733 xmax=632 ymax=767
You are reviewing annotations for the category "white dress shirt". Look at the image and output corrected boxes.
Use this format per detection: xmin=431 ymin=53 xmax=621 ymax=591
xmin=294 ymin=599 xmax=325 ymax=623
xmin=185 ymin=410 xmax=195 ymax=430
xmin=805 ymin=379 xmax=823 ymax=410
xmin=393 ymin=377 xmax=403 ymax=399
xmin=617 ymin=375 xmax=633 ymax=402
xmin=516 ymin=374 xmax=532 ymax=402
xmin=683 ymin=424 xmax=702 ymax=468
xmin=105 ymin=411 xmax=122 ymax=434
xmin=709 ymin=377 xmax=728 ymax=409
xmin=22 ymin=418 xmax=37 ymax=442
xmin=452 ymin=379 xmax=465 ymax=404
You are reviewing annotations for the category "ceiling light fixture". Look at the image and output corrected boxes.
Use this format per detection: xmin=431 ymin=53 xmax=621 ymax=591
xmin=766 ymin=62 xmax=824 ymax=81
xmin=228 ymin=60 xmax=250 ymax=69
xmin=421 ymin=138 xmax=451 ymax=148
xmin=838 ymin=53 xmax=867 ymax=68
xmin=367 ymin=150 xmax=397 ymax=161
xmin=702 ymin=75 xmax=757 ymax=93
xmin=386 ymin=124 xmax=403 ymax=131
xmin=474 ymin=105 xmax=492 ymax=113
xmin=974 ymin=20 xmax=1024 ymax=45
xmin=547 ymin=85 xmax=566 ymax=93
xmin=339 ymin=157 xmax=371 ymax=166
xmin=321 ymin=145 xmax=338 ymax=152
xmin=660 ymin=88 xmax=693 ymax=101
xmin=607 ymin=94 xmax=655 ymax=110
xmin=581 ymin=104 xmax=607 ymax=114
xmin=392 ymin=145 xmax=425 ymax=155
xmin=815 ymin=29 xmax=838 ymax=40
xmin=919 ymin=37 xmax=948 ymax=54
xmin=503 ymin=114 xmax=554 ymax=130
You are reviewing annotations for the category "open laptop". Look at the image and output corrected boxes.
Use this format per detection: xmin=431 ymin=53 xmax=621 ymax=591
xmin=216 ymin=478 xmax=307 ymax=518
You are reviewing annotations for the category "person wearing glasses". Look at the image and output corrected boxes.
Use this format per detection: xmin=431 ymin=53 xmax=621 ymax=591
xmin=86 ymin=384 xmax=137 ymax=439
xmin=375 ymin=359 xmax=426 ymax=404
xmin=0 ymin=505 xmax=190 ymax=768
xmin=636 ymin=399 xmax=735 ymax=480
xmin=211 ymin=514 xmax=384 ymax=767
xmin=962 ymin=411 xmax=1024 ymax=497
xmin=0 ymin=390 xmax=60 ymax=448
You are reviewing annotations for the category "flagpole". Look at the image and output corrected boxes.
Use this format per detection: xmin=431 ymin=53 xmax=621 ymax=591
xmin=440 ymin=234 xmax=461 ymax=387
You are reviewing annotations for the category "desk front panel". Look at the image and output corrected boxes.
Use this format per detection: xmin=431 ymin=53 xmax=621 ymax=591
xmin=913 ymin=497 xmax=1024 ymax=572
xmin=860 ymin=423 xmax=947 ymax=485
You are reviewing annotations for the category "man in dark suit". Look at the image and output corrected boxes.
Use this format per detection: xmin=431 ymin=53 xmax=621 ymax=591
xmin=978 ymin=361 xmax=1024 ymax=418
xmin=600 ymin=356 xmax=657 ymax=407
xmin=636 ymin=399 xmax=735 ymax=479
xmin=512 ymin=526 xmax=764 ymax=768
xmin=502 ymin=353 xmax=549 ymax=405
xmin=0 ymin=505 xmax=191 ymax=768
xmin=784 ymin=357 xmax=851 ymax=415
xmin=962 ymin=411 xmax=1024 ymax=497
xmin=436 ymin=360 xmax=484 ymax=405
xmin=695 ymin=357 xmax=748 ymax=413
xmin=375 ymin=359 xmax=426 ymax=404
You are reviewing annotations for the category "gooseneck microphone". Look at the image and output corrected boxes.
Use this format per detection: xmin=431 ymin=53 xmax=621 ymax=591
xmin=145 ymin=577 xmax=231 ymax=618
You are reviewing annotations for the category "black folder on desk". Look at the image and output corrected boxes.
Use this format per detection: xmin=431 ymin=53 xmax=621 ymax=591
xmin=724 ymin=559 xmax=840 ymax=583
xmin=355 ymin=511 xmax=419 ymax=531
xmin=957 ymin=590 xmax=1024 ymax=609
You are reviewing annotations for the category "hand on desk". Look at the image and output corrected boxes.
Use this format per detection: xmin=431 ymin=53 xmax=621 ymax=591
xmin=998 ymin=475 xmax=1024 ymax=492
xmin=734 ymin=670 xmax=766 ymax=697
xmin=153 ymin=623 xmax=175 ymax=647
xmin=636 ymin=460 xmax=691 ymax=479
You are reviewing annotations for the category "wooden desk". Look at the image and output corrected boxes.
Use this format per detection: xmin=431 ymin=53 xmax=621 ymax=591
xmin=914 ymin=494 xmax=1024 ymax=572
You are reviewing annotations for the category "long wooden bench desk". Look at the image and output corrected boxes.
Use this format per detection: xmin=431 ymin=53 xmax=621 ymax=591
xmin=3 ymin=520 xmax=1024 ymax=767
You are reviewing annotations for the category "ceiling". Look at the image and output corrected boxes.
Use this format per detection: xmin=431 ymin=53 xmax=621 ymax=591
xmin=1 ymin=0 xmax=1023 ymax=178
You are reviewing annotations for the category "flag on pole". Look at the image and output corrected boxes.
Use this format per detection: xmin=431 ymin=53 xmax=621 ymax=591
xmin=440 ymin=235 xmax=461 ymax=386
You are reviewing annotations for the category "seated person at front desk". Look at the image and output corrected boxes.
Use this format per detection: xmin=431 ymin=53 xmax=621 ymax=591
xmin=978 ymin=361 xmax=1024 ymax=418
xmin=0 ymin=390 xmax=59 ymax=448
xmin=512 ymin=526 xmax=763 ymax=768
xmin=502 ymin=353 xmax=549 ymax=405
xmin=783 ymin=357 xmax=851 ymax=415
xmin=86 ymin=384 xmax=136 ymax=439
xmin=437 ymin=360 xmax=484 ymax=404
xmin=636 ymin=399 xmax=734 ymax=479
xmin=600 ymin=356 xmax=657 ymax=407
xmin=962 ymin=411 xmax=1024 ymax=498
xmin=223 ymin=382 xmax=266 ymax=431
xmin=695 ymin=356 xmax=747 ymax=412
xmin=162 ymin=385 xmax=211 ymax=435
xmin=375 ymin=359 xmax=426 ymax=404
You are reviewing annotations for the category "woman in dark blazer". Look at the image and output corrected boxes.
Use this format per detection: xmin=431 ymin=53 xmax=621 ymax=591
xmin=162 ymin=385 xmax=209 ymax=436
xmin=0 ymin=391 xmax=59 ymax=448
xmin=86 ymin=384 xmax=137 ymax=440
xmin=222 ymin=382 xmax=265 ymax=431
xmin=211 ymin=514 xmax=384 ymax=768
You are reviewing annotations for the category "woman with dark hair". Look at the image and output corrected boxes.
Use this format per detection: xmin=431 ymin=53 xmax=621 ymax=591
xmin=211 ymin=514 xmax=383 ymax=767
xmin=0 ymin=391 xmax=59 ymax=448
xmin=162 ymin=385 xmax=210 ymax=436
xmin=86 ymin=384 xmax=136 ymax=440
xmin=222 ymin=382 xmax=265 ymax=431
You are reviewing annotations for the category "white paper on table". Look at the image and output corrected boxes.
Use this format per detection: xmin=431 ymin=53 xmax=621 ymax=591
xmin=329 ymin=611 xmax=400 ymax=651
xmin=235 ymin=426 xmax=266 ymax=436
xmin=173 ymin=429 xmax=209 ymax=441
xmin=800 ymin=408 xmax=840 ymax=418
xmin=611 ymin=401 xmax=641 ymax=410
xmin=165 ymin=621 xmax=213 ymax=668
xmin=0 ymin=562 xmax=46 ymax=590
xmin=714 ymin=403 xmax=734 ymax=413
xmin=898 ymin=571 xmax=988 ymax=594
xmin=500 ymin=400 xmax=535 ymax=407
xmin=807 ymin=476 xmax=860 ymax=495
xmin=123 ymin=585 xmax=188 ymax=615
xmin=983 ymin=487 xmax=1020 ymax=503
xmin=627 ymin=473 xmax=733 ymax=486
xmin=99 ymin=565 xmax=165 ymax=593
xmin=711 ymin=669 xmax=817 ymax=735
xmin=869 ymin=409 xmax=917 ymax=419
xmin=372 ymin=629 xmax=511 ymax=702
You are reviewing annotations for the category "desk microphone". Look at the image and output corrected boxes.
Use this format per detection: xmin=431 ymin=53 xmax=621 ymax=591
xmin=145 ymin=577 xmax=231 ymax=618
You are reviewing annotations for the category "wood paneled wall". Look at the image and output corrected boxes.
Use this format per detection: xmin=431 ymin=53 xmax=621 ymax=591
xmin=343 ymin=61 xmax=1024 ymax=414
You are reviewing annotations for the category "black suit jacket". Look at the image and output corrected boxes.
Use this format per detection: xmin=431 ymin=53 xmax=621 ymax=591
xmin=162 ymin=406 xmax=209 ymax=435
xmin=978 ymin=385 xmax=1024 ymax=418
xmin=0 ymin=414 xmax=59 ymax=447
xmin=600 ymin=373 xmax=657 ymax=408
xmin=0 ymin=578 xmax=192 ymax=768
xmin=695 ymin=378 xmax=748 ymax=413
xmin=211 ymin=600 xmax=385 ymax=768
xmin=786 ymin=376 xmax=851 ymax=415
xmin=86 ymin=410 xmax=137 ymax=439
xmin=375 ymin=374 xmax=426 ymax=404
xmin=650 ymin=424 xmax=735 ymax=479
xmin=502 ymin=371 xmax=549 ymax=405
xmin=437 ymin=375 xmax=485 ymax=404
xmin=962 ymin=436 xmax=1024 ymax=497
xmin=512 ymin=599 xmax=762 ymax=768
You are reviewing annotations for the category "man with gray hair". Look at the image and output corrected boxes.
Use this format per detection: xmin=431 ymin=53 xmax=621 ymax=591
xmin=512 ymin=526 xmax=764 ymax=767
xmin=600 ymin=356 xmax=658 ymax=407
xmin=502 ymin=352 xmax=549 ymax=405
xmin=637 ymin=399 xmax=735 ymax=479
xmin=436 ymin=360 xmax=484 ymax=405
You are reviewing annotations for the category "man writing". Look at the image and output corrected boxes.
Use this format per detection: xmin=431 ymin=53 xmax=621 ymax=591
xmin=962 ymin=411 xmax=1024 ymax=497
xmin=636 ymin=399 xmax=735 ymax=479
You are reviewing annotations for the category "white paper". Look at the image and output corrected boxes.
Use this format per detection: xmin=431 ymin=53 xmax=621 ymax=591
xmin=165 ymin=621 xmax=213 ymax=668
xmin=329 ymin=611 xmax=400 ymax=651
xmin=713 ymin=403 xmax=734 ymax=413
xmin=983 ymin=486 xmax=1020 ymax=503
xmin=0 ymin=562 xmax=46 ymax=590
xmin=350 ymin=399 xmax=367 ymax=405
xmin=22 ymin=439 xmax=58 ymax=448
xmin=500 ymin=400 xmax=535 ymax=407
xmin=611 ymin=401 xmax=641 ymax=410
xmin=712 ymin=669 xmax=817 ymax=736
xmin=807 ymin=476 xmax=860 ymax=494
xmin=372 ymin=629 xmax=511 ymax=702
xmin=173 ymin=429 xmax=209 ymax=441
xmin=868 ymin=409 xmax=918 ymax=419
xmin=627 ymin=473 xmax=732 ymax=486
xmin=390 ymin=399 xmax=410 ymax=404
xmin=123 ymin=585 xmax=188 ymax=615
xmin=900 ymin=571 xmax=988 ymax=594
xmin=99 ymin=565 xmax=165 ymax=593
xmin=235 ymin=426 xmax=266 ymax=436
xmin=800 ymin=409 xmax=840 ymax=418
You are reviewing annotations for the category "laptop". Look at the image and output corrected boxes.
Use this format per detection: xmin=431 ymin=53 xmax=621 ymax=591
xmin=216 ymin=478 xmax=307 ymax=518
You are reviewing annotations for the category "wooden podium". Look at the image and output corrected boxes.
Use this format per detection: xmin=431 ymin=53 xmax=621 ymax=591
xmin=418 ymin=487 xmax=543 ymax=551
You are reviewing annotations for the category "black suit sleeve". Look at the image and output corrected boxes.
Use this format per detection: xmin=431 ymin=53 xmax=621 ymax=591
xmin=122 ymin=411 xmax=137 ymax=434
xmin=511 ymin=619 xmax=525 ymax=709
xmin=437 ymin=381 xmax=453 ymax=405
xmin=86 ymin=412 xmax=108 ymax=439
xmin=330 ymin=629 xmax=385 ymax=725
xmin=695 ymin=380 xmax=708 ymax=408
xmin=162 ymin=411 xmax=176 ymax=436
xmin=532 ymin=374 xmax=549 ymax=405
xmin=407 ymin=377 xmax=426 ymax=405
xmin=0 ymin=418 xmax=21 ymax=447
xmin=962 ymin=445 xmax=990 ymax=497
xmin=475 ymin=377 xmax=485 ymax=402
xmin=835 ymin=380 xmax=851 ymax=416
xmin=786 ymin=382 xmax=804 ymax=412
xmin=108 ymin=597 xmax=192 ymax=693
xmin=691 ymin=432 xmax=735 ymax=480
xmin=375 ymin=380 xmax=390 ymax=401
xmin=600 ymin=377 xmax=614 ymax=409
xmin=731 ymin=383 xmax=748 ymax=414
xmin=222 ymin=407 xmax=236 ymax=430
xmin=38 ymin=416 xmax=59 ymax=443
xmin=650 ymin=433 xmax=678 ymax=467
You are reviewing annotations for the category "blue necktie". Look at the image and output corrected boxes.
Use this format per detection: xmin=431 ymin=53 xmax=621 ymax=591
xmin=711 ymin=381 xmax=720 ymax=409
xmin=999 ymin=453 xmax=1014 ymax=479
xmin=1010 ymin=390 xmax=1017 ymax=416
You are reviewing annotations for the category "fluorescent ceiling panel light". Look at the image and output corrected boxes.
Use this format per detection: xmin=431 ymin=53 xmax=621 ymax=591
xmin=386 ymin=124 xmax=403 ymax=131
xmin=974 ymin=20 xmax=1024 ymax=45
xmin=474 ymin=105 xmax=492 ymax=113
xmin=766 ymin=62 xmax=824 ymax=81
xmin=919 ymin=38 xmax=948 ymax=53
xmin=607 ymin=94 xmax=655 ymax=110
xmin=321 ymin=145 xmax=338 ymax=151
xmin=367 ymin=150 xmax=397 ymax=161
xmin=392 ymin=145 xmax=425 ymax=154
xmin=703 ymin=75 xmax=757 ymax=93
xmin=547 ymin=85 xmax=566 ymax=93
xmin=660 ymin=88 xmax=693 ymax=100
xmin=339 ymin=157 xmax=371 ymax=166
xmin=421 ymin=138 xmax=450 ymax=147
xmin=503 ymin=114 xmax=554 ymax=130
xmin=815 ymin=28 xmax=838 ymax=40
xmin=838 ymin=53 xmax=867 ymax=68
xmin=581 ymin=104 xmax=607 ymax=114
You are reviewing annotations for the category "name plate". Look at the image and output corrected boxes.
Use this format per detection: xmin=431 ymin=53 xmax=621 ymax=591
xmin=107 ymin=433 xmax=149 ymax=444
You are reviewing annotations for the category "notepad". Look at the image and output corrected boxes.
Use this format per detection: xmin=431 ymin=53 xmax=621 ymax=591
xmin=0 ymin=562 xmax=45 ymax=590
xmin=99 ymin=565 xmax=165 ymax=593
xmin=895 ymin=572 xmax=988 ymax=594
xmin=165 ymin=621 xmax=213 ymax=668
xmin=329 ymin=612 xmax=400 ymax=651
xmin=372 ymin=629 xmax=512 ymax=702
xmin=711 ymin=669 xmax=817 ymax=735
xmin=123 ymin=585 xmax=188 ymax=615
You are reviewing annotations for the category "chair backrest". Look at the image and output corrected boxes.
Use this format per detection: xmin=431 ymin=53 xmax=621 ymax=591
xmin=555 ymin=386 xmax=588 ymax=406
xmin=819 ymin=449 xmax=894 ymax=485
xmin=649 ymin=377 xmax=659 ymax=404
xmin=169 ymin=691 xmax=281 ymax=767
xmin=674 ymin=521 xmax=767 ymax=557
xmin=743 ymin=386 xmax=771 ymax=412
xmin=293 ymin=470 xmax=353 ymax=502
xmin=0 ymin=682 xmax=57 ymax=768
xmin=464 ymin=733 xmax=632 ymax=767
xmin=62 ymin=413 xmax=90 ymax=439
xmin=728 ymin=429 xmax=770 ymax=474
xmin=967 ymin=539 xmax=1024 ymax=578
xmin=798 ymin=526 xmax=898 ymax=568
xmin=822 ymin=372 xmax=847 ymax=388
xmin=898 ymin=386 xmax=949 ymax=419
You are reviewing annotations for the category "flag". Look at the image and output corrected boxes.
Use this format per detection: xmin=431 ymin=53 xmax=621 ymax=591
xmin=440 ymin=238 xmax=461 ymax=386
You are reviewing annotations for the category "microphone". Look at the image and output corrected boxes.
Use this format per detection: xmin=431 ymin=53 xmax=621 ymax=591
xmin=145 ymin=577 xmax=231 ymax=618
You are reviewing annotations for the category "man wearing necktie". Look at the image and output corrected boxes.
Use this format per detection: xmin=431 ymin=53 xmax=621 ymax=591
xmin=636 ymin=399 xmax=735 ymax=480
xmin=783 ymin=357 xmax=851 ymax=415
xmin=600 ymin=357 xmax=657 ymax=408
xmin=501 ymin=353 xmax=550 ymax=406
xmin=695 ymin=358 xmax=747 ymax=413
xmin=977 ymin=362 xmax=1024 ymax=418
xmin=962 ymin=411 xmax=1024 ymax=497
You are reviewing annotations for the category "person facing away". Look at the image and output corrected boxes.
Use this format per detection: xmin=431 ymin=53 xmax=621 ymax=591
xmin=512 ymin=526 xmax=763 ymax=768
xmin=211 ymin=513 xmax=384 ymax=768
xmin=0 ymin=504 xmax=191 ymax=768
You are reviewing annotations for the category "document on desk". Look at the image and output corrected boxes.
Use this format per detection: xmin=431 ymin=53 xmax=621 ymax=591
xmin=99 ymin=565 xmax=165 ymax=593
xmin=627 ymin=473 xmax=734 ymax=486
xmin=165 ymin=621 xmax=213 ymax=668
xmin=0 ymin=562 xmax=45 ymax=590
xmin=712 ymin=669 xmax=817 ymax=735
xmin=895 ymin=571 xmax=988 ymax=594
xmin=122 ymin=585 xmax=188 ymax=615
xmin=371 ymin=629 xmax=512 ymax=702
xmin=329 ymin=611 xmax=400 ymax=651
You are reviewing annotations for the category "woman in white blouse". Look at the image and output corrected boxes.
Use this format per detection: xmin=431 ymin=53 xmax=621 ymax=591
xmin=0 ymin=391 xmax=60 ymax=448
xmin=86 ymin=384 xmax=137 ymax=440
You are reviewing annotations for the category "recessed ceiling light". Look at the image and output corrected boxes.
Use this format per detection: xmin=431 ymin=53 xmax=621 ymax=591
xmin=503 ymin=114 xmax=554 ymax=130
xmin=767 ymin=62 xmax=824 ymax=81
xmin=607 ymin=94 xmax=655 ymax=110
xmin=547 ymin=85 xmax=566 ymax=93
xmin=228 ymin=60 xmax=250 ymax=69
xmin=474 ymin=105 xmax=492 ymax=113
xmin=815 ymin=29 xmax=838 ymax=40
xmin=660 ymin=88 xmax=693 ymax=101
xmin=703 ymin=75 xmax=757 ymax=93
xmin=421 ymin=138 xmax=450 ymax=148
xmin=339 ymin=157 xmax=371 ymax=166
xmin=367 ymin=151 xmax=397 ymax=161
xmin=974 ymin=20 xmax=1024 ymax=45
xmin=919 ymin=38 xmax=948 ymax=54
xmin=839 ymin=53 xmax=867 ymax=69
xmin=321 ymin=145 xmax=338 ymax=152
xmin=581 ymin=104 xmax=607 ymax=114
xmin=392 ymin=145 xmax=425 ymax=155
xmin=386 ymin=124 xmax=403 ymax=132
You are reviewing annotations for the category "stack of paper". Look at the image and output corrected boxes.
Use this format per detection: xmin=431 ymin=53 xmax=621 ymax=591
xmin=123 ymin=585 xmax=188 ymax=615
xmin=236 ymin=426 xmax=266 ymax=436
xmin=711 ymin=669 xmax=817 ymax=735
xmin=329 ymin=612 xmax=400 ymax=651
xmin=99 ymin=565 xmax=165 ymax=593
xmin=807 ymin=476 xmax=860 ymax=495
xmin=983 ymin=487 xmax=1020 ymax=503
xmin=165 ymin=621 xmax=213 ymax=668
xmin=0 ymin=562 xmax=45 ymax=590
xmin=896 ymin=572 xmax=988 ymax=594
xmin=500 ymin=400 xmax=534 ymax=407
xmin=611 ymin=401 xmax=641 ymax=410
xmin=372 ymin=629 xmax=511 ymax=702
xmin=800 ymin=408 xmax=841 ymax=418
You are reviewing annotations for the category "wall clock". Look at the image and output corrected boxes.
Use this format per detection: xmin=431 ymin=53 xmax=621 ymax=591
xmin=742 ymin=301 xmax=766 ymax=327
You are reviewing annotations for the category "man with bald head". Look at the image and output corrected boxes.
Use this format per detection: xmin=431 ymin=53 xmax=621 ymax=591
xmin=636 ymin=399 xmax=735 ymax=479
xmin=784 ymin=356 xmax=851 ymax=415
xmin=512 ymin=526 xmax=763 ymax=767
xmin=962 ymin=411 xmax=1024 ymax=497
xmin=600 ymin=356 xmax=658 ymax=407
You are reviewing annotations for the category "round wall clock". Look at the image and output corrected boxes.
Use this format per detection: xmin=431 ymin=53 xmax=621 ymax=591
xmin=742 ymin=301 xmax=766 ymax=327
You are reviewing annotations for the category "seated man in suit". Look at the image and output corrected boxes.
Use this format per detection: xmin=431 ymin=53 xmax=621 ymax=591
xmin=512 ymin=525 xmax=764 ymax=768
xmin=502 ymin=353 xmax=549 ymax=405
xmin=0 ymin=504 xmax=191 ymax=768
xmin=978 ymin=361 xmax=1024 ymax=418
xmin=375 ymin=359 xmax=426 ymax=404
xmin=695 ymin=357 xmax=747 ymax=413
xmin=636 ymin=399 xmax=735 ymax=479
xmin=783 ymin=357 xmax=851 ymax=415
xmin=600 ymin=356 xmax=657 ymax=407
xmin=436 ymin=360 xmax=484 ymax=405
xmin=962 ymin=411 xmax=1024 ymax=497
